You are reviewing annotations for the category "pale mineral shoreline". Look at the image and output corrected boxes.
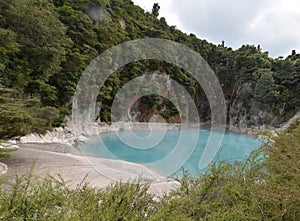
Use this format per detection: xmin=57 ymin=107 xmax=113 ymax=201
xmin=0 ymin=121 xmax=258 ymax=195
xmin=1 ymin=142 xmax=180 ymax=196
xmin=16 ymin=121 xmax=262 ymax=146
xmin=1 ymin=122 xmax=187 ymax=193
xmin=0 ymin=122 xmax=209 ymax=194
xmin=1 ymin=110 xmax=299 ymax=194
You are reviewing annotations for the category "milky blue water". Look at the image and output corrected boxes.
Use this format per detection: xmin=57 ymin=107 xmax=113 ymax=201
xmin=79 ymin=129 xmax=262 ymax=177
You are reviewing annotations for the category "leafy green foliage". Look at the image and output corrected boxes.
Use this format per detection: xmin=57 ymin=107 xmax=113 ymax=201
xmin=0 ymin=172 xmax=155 ymax=220
xmin=154 ymin=124 xmax=300 ymax=220
xmin=153 ymin=160 xmax=266 ymax=220
xmin=0 ymin=28 xmax=19 ymax=79
xmin=262 ymin=123 xmax=300 ymax=219
xmin=0 ymin=1 xmax=299 ymax=219
xmin=0 ymin=88 xmax=60 ymax=138
xmin=0 ymin=0 xmax=299 ymax=138
xmin=254 ymin=69 xmax=277 ymax=106
xmin=152 ymin=3 xmax=160 ymax=17
xmin=0 ymin=0 xmax=71 ymax=91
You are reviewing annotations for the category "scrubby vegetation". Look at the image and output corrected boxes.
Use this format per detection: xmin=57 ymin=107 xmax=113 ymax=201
xmin=0 ymin=0 xmax=299 ymax=138
xmin=0 ymin=173 xmax=155 ymax=220
xmin=1 ymin=0 xmax=299 ymax=219
xmin=1 ymin=123 xmax=300 ymax=220
xmin=155 ymin=123 xmax=300 ymax=220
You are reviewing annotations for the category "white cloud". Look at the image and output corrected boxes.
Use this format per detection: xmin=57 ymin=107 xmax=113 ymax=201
xmin=132 ymin=0 xmax=300 ymax=57
xmin=245 ymin=0 xmax=300 ymax=56
xmin=132 ymin=0 xmax=181 ymax=26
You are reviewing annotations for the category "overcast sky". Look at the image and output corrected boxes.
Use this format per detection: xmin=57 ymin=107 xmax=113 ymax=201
xmin=132 ymin=0 xmax=300 ymax=58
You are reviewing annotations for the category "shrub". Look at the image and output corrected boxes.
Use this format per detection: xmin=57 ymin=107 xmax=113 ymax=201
xmin=0 ymin=171 xmax=154 ymax=220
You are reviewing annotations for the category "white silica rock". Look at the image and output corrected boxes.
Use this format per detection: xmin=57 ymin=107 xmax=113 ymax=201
xmin=0 ymin=142 xmax=19 ymax=176
xmin=19 ymin=128 xmax=75 ymax=146
xmin=0 ymin=162 xmax=8 ymax=175
xmin=0 ymin=143 xmax=20 ymax=151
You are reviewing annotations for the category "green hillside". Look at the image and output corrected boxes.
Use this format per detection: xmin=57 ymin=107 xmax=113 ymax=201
xmin=0 ymin=0 xmax=299 ymax=138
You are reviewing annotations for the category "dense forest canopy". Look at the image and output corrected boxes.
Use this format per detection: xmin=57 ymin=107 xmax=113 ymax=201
xmin=0 ymin=0 xmax=299 ymax=138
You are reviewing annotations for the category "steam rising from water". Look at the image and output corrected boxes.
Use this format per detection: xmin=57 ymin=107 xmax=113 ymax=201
xmin=86 ymin=5 xmax=110 ymax=25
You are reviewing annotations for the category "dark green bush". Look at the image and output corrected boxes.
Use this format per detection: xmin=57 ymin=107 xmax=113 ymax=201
xmin=0 ymin=172 xmax=154 ymax=220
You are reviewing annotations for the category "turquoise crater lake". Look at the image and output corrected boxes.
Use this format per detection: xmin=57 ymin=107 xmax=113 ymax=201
xmin=79 ymin=128 xmax=262 ymax=177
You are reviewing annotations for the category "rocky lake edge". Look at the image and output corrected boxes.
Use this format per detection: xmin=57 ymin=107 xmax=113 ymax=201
xmin=1 ymin=110 xmax=299 ymax=192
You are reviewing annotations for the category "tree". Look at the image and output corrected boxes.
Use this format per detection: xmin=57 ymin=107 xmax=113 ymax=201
xmin=50 ymin=4 xmax=99 ymax=105
xmin=0 ymin=87 xmax=60 ymax=139
xmin=152 ymin=3 xmax=160 ymax=17
xmin=0 ymin=0 xmax=71 ymax=104
xmin=0 ymin=28 xmax=19 ymax=86
xmin=254 ymin=69 xmax=277 ymax=105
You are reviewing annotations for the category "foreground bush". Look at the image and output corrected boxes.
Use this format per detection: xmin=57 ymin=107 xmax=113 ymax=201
xmin=0 ymin=172 xmax=155 ymax=220
xmin=154 ymin=123 xmax=300 ymax=220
